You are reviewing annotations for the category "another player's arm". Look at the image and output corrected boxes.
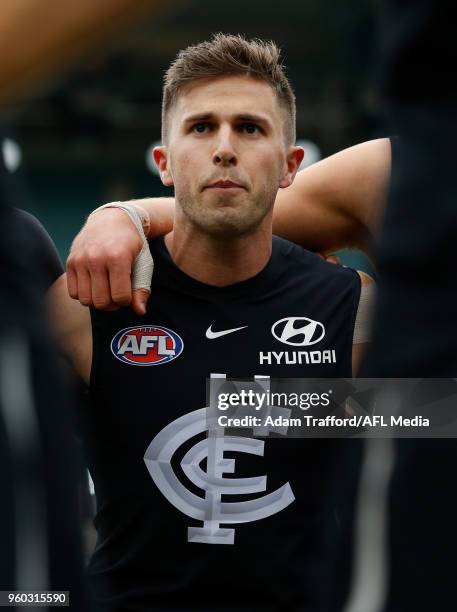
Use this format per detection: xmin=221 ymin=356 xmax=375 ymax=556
xmin=47 ymin=273 xmax=92 ymax=385
xmin=67 ymin=198 xmax=174 ymax=315
xmin=122 ymin=138 xmax=391 ymax=251
xmin=351 ymin=271 xmax=374 ymax=376
xmin=273 ymin=138 xmax=392 ymax=256
xmin=67 ymin=138 xmax=390 ymax=313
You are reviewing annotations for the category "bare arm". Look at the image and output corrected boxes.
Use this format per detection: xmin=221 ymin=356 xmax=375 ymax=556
xmin=273 ymin=138 xmax=391 ymax=255
xmin=67 ymin=138 xmax=391 ymax=313
xmin=47 ymin=273 xmax=92 ymax=385
xmin=132 ymin=138 xmax=391 ymax=250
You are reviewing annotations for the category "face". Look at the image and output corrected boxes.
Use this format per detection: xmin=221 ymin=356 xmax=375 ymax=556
xmin=154 ymin=75 xmax=303 ymax=237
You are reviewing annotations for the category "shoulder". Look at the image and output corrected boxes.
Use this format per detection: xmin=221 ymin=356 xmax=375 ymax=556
xmin=14 ymin=208 xmax=63 ymax=288
xmin=13 ymin=207 xmax=45 ymax=227
xmin=14 ymin=208 xmax=55 ymax=246
xmin=273 ymin=235 xmax=360 ymax=284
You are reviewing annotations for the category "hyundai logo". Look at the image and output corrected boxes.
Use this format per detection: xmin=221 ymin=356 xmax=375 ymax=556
xmin=271 ymin=317 xmax=325 ymax=347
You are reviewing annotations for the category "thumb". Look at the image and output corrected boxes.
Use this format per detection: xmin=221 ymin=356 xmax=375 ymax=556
xmin=132 ymin=289 xmax=150 ymax=316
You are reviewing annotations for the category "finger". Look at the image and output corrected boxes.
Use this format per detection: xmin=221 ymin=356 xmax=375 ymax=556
xmin=108 ymin=257 xmax=133 ymax=307
xmin=77 ymin=267 xmax=93 ymax=307
xmin=66 ymin=261 xmax=79 ymax=299
xmin=131 ymin=289 xmax=150 ymax=316
xmin=90 ymin=265 xmax=118 ymax=310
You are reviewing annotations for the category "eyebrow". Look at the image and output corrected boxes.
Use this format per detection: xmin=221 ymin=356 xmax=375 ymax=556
xmin=183 ymin=113 xmax=213 ymax=124
xmin=182 ymin=112 xmax=272 ymax=127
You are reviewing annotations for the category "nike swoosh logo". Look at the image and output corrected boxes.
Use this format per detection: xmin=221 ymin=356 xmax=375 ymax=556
xmin=206 ymin=324 xmax=248 ymax=339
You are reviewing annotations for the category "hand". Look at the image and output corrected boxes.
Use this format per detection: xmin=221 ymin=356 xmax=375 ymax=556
xmin=66 ymin=208 xmax=150 ymax=315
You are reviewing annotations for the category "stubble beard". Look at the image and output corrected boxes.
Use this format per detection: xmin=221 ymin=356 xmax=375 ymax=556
xmin=176 ymin=186 xmax=275 ymax=239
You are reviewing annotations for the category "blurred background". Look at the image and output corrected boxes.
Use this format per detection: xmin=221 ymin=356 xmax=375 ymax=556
xmin=1 ymin=0 xmax=382 ymax=267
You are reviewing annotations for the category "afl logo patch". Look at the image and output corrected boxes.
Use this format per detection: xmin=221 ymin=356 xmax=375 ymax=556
xmin=111 ymin=326 xmax=184 ymax=366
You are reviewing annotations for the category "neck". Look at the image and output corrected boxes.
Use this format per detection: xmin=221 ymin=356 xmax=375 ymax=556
xmin=164 ymin=217 xmax=273 ymax=287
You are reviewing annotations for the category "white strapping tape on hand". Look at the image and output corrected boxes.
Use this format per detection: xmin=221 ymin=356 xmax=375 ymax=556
xmin=90 ymin=203 xmax=154 ymax=292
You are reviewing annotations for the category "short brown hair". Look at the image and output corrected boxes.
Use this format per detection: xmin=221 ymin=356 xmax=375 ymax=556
xmin=162 ymin=33 xmax=296 ymax=145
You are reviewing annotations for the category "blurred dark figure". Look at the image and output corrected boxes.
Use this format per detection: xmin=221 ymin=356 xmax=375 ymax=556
xmin=0 ymin=152 xmax=88 ymax=607
xmin=357 ymin=1 xmax=457 ymax=611
xmin=368 ymin=0 xmax=456 ymax=376
xmin=0 ymin=3 xmax=171 ymax=608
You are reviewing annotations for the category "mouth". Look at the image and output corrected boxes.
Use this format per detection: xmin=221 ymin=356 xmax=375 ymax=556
xmin=204 ymin=180 xmax=246 ymax=190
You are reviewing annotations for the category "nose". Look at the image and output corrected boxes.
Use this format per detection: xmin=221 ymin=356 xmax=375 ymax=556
xmin=212 ymin=126 xmax=237 ymax=167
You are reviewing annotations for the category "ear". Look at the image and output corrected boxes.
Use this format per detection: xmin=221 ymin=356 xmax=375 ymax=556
xmin=279 ymin=146 xmax=305 ymax=189
xmin=153 ymin=146 xmax=174 ymax=187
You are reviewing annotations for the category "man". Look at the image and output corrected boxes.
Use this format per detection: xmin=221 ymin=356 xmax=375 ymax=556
xmin=62 ymin=8 xmax=457 ymax=612
xmin=50 ymin=34 xmax=372 ymax=611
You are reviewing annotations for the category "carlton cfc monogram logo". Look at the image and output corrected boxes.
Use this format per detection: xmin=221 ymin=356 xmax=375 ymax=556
xmin=144 ymin=374 xmax=295 ymax=545
xmin=111 ymin=325 xmax=184 ymax=366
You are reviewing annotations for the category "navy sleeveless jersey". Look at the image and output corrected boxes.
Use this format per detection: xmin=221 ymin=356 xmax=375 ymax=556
xmin=85 ymin=236 xmax=361 ymax=611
